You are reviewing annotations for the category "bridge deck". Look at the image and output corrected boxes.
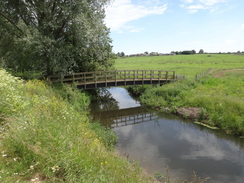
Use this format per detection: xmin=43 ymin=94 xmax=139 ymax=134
xmin=48 ymin=70 xmax=177 ymax=89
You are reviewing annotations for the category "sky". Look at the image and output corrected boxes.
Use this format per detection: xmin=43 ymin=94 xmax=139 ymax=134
xmin=105 ymin=0 xmax=244 ymax=55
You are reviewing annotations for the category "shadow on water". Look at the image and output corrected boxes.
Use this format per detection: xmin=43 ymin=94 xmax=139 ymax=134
xmin=89 ymin=87 xmax=244 ymax=183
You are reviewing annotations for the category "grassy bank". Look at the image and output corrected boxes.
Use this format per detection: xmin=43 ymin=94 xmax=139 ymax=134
xmin=0 ymin=69 xmax=155 ymax=182
xmin=118 ymin=54 xmax=244 ymax=136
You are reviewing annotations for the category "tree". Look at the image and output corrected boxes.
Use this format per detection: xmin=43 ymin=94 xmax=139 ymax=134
xmin=199 ymin=49 xmax=204 ymax=54
xmin=0 ymin=0 xmax=113 ymax=77
xmin=116 ymin=52 xmax=121 ymax=57
xmin=120 ymin=52 xmax=125 ymax=57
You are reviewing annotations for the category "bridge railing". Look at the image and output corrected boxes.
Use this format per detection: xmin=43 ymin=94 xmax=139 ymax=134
xmin=48 ymin=70 xmax=176 ymax=84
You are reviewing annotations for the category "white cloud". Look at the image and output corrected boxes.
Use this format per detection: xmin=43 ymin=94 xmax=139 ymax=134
xmin=199 ymin=0 xmax=226 ymax=6
xmin=105 ymin=0 xmax=167 ymax=32
xmin=242 ymin=24 xmax=244 ymax=30
xmin=180 ymin=0 xmax=228 ymax=13
xmin=181 ymin=0 xmax=194 ymax=3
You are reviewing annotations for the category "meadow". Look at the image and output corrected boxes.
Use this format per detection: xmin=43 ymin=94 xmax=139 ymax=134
xmin=115 ymin=54 xmax=244 ymax=78
xmin=117 ymin=54 xmax=244 ymax=136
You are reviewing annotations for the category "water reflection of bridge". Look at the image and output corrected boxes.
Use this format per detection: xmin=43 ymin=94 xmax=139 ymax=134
xmin=93 ymin=107 xmax=158 ymax=128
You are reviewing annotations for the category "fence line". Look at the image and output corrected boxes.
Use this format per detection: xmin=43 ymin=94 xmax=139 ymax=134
xmin=195 ymin=68 xmax=212 ymax=81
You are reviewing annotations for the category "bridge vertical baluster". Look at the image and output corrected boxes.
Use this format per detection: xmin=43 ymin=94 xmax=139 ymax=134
xmin=150 ymin=70 xmax=153 ymax=84
xmin=166 ymin=71 xmax=168 ymax=81
xmin=158 ymin=71 xmax=161 ymax=85
xmin=173 ymin=71 xmax=176 ymax=81
xmin=84 ymin=73 xmax=86 ymax=89
xmin=115 ymin=71 xmax=117 ymax=86
xmin=142 ymin=70 xmax=145 ymax=85
xmin=124 ymin=71 xmax=126 ymax=86
xmin=95 ymin=72 xmax=97 ymax=88
xmin=133 ymin=70 xmax=135 ymax=85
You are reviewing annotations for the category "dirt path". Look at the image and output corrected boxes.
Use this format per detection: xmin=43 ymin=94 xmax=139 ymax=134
xmin=214 ymin=69 xmax=244 ymax=78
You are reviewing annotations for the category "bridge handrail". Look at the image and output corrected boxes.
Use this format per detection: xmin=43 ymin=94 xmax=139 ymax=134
xmin=48 ymin=70 xmax=176 ymax=83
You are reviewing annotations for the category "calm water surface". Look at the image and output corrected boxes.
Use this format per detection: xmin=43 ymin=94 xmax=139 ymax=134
xmin=91 ymin=87 xmax=244 ymax=183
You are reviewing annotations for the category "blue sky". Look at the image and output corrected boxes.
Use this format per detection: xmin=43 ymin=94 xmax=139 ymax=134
xmin=105 ymin=0 xmax=244 ymax=55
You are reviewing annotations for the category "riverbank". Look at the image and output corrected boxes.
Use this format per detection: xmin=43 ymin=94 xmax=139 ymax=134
xmin=116 ymin=54 xmax=244 ymax=137
xmin=0 ymin=69 xmax=156 ymax=182
xmin=127 ymin=71 xmax=244 ymax=136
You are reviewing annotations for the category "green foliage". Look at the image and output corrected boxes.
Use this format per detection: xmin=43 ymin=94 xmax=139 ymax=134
xmin=89 ymin=122 xmax=118 ymax=150
xmin=0 ymin=0 xmax=114 ymax=77
xmin=127 ymin=85 xmax=152 ymax=96
xmin=198 ymin=49 xmax=204 ymax=54
xmin=0 ymin=70 xmax=154 ymax=182
xmin=140 ymin=80 xmax=197 ymax=109
xmin=52 ymin=83 xmax=90 ymax=112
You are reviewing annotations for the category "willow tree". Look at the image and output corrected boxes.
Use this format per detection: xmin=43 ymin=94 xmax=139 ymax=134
xmin=0 ymin=0 xmax=113 ymax=76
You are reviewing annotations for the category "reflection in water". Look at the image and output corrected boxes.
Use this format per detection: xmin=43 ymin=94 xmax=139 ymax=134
xmin=90 ymin=88 xmax=119 ymax=112
xmin=93 ymin=107 xmax=158 ymax=128
xmin=91 ymin=87 xmax=244 ymax=183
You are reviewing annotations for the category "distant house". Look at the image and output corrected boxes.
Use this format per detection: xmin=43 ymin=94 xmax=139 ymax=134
xmin=128 ymin=52 xmax=176 ymax=57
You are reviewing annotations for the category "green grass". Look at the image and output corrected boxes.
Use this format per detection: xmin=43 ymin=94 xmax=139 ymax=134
xmin=0 ymin=69 xmax=156 ymax=182
xmin=115 ymin=54 xmax=244 ymax=78
xmin=120 ymin=54 xmax=244 ymax=136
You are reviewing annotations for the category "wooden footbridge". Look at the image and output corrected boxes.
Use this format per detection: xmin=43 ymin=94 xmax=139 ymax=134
xmin=48 ymin=70 xmax=178 ymax=89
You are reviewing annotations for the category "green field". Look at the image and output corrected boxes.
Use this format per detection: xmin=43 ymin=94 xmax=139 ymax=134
xmin=115 ymin=54 xmax=244 ymax=78
xmin=118 ymin=54 xmax=244 ymax=136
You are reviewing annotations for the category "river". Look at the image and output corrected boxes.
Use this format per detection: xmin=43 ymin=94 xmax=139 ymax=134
xmin=90 ymin=87 xmax=244 ymax=183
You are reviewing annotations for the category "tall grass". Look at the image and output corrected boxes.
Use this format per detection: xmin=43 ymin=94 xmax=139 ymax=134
xmin=0 ymin=69 xmax=155 ymax=182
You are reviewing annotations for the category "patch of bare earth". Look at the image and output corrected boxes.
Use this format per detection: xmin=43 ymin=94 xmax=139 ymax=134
xmin=177 ymin=107 xmax=202 ymax=119
xmin=30 ymin=173 xmax=47 ymax=183
xmin=214 ymin=69 xmax=244 ymax=78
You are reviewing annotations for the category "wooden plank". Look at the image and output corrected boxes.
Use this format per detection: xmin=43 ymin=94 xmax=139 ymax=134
xmin=48 ymin=70 xmax=176 ymax=89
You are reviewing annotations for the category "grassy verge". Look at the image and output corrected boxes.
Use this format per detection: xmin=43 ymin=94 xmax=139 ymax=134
xmin=0 ymin=69 xmax=155 ymax=182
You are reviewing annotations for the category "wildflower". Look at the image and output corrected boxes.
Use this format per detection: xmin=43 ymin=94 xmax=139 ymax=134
xmin=30 ymin=165 xmax=34 ymax=170
xmin=2 ymin=154 xmax=7 ymax=157
xmin=14 ymin=157 xmax=18 ymax=161
xmin=51 ymin=165 xmax=60 ymax=173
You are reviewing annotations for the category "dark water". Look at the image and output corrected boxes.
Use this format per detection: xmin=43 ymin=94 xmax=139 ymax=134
xmin=90 ymin=87 xmax=244 ymax=183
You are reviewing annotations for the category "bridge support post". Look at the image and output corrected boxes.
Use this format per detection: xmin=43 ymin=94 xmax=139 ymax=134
xmin=150 ymin=70 xmax=153 ymax=84
xmin=133 ymin=70 xmax=135 ymax=85
xmin=158 ymin=71 xmax=160 ymax=84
